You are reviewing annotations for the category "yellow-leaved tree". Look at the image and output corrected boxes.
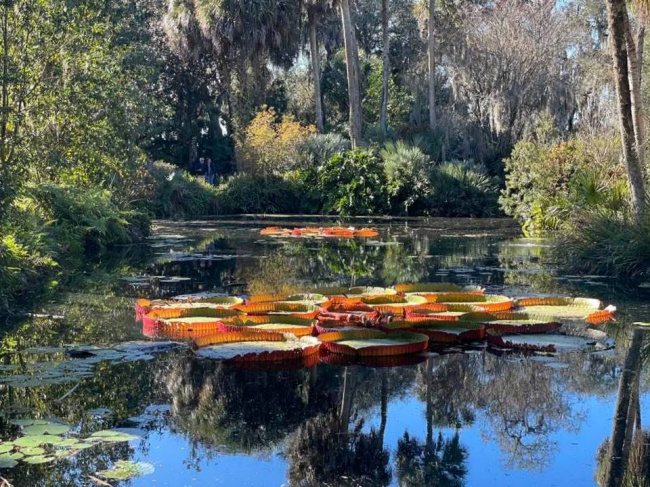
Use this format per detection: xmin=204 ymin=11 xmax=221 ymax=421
xmin=237 ymin=106 xmax=315 ymax=175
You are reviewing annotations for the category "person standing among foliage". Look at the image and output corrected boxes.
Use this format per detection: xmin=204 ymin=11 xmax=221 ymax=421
xmin=206 ymin=158 xmax=216 ymax=185
xmin=194 ymin=157 xmax=205 ymax=176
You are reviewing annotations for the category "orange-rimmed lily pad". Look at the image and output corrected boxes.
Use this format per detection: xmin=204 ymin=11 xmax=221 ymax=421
xmin=515 ymin=297 xmax=615 ymax=324
xmin=393 ymin=283 xmax=485 ymax=295
xmin=194 ymin=332 xmax=321 ymax=362
xmin=219 ymin=316 xmax=315 ymax=337
xmin=319 ymin=329 xmax=429 ymax=357
xmin=379 ymin=319 xmax=486 ymax=343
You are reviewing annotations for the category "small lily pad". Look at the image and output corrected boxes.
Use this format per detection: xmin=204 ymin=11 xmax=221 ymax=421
xmin=0 ymin=454 xmax=18 ymax=469
xmin=14 ymin=435 xmax=64 ymax=447
xmin=0 ymin=443 xmax=13 ymax=454
xmin=57 ymin=438 xmax=79 ymax=447
xmin=22 ymin=455 xmax=55 ymax=464
xmin=23 ymin=423 xmax=70 ymax=436
xmin=71 ymin=442 xmax=95 ymax=450
xmin=97 ymin=460 xmax=155 ymax=480
xmin=9 ymin=419 xmax=50 ymax=427
xmin=20 ymin=447 xmax=46 ymax=456
xmin=9 ymin=452 xmax=24 ymax=460
xmin=89 ymin=430 xmax=139 ymax=443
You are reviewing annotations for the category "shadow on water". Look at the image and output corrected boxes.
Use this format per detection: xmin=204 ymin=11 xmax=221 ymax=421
xmin=0 ymin=218 xmax=649 ymax=486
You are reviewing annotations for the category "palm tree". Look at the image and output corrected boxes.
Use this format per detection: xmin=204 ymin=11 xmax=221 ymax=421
xmin=604 ymin=0 xmax=647 ymax=221
xmin=380 ymin=0 xmax=390 ymax=135
xmin=304 ymin=0 xmax=333 ymax=133
xmin=337 ymin=0 xmax=364 ymax=148
xmin=427 ymin=0 xmax=436 ymax=131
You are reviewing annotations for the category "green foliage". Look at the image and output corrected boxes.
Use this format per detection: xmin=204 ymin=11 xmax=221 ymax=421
xmin=214 ymin=173 xmax=305 ymax=214
xmin=500 ymin=134 xmax=625 ymax=236
xmin=318 ymin=150 xmax=388 ymax=216
xmin=293 ymin=133 xmax=351 ymax=171
xmin=363 ymin=57 xmax=413 ymax=131
xmin=552 ymin=212 xmax=650 ymax=279
xmin=147 ymin=162 xmax=219 ymax=219
xmin=381 ymin=141 xmax=431 ymax=215
xmin=428 ymin=162 xmax=500 ymax=217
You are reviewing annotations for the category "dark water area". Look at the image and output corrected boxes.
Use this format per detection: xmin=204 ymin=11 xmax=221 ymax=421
xmin=1 ymin=218 xmax=649 ymax=486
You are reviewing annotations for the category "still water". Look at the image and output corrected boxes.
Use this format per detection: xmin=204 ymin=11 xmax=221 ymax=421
xmin=1 ymin=218 xmax=649 ymax=486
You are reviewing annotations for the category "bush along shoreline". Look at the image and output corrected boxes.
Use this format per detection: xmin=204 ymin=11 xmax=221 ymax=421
xmin=499 ymin=120 xmax=650 ymax=281
xmin=0 ymin=184 xmax=151 ymax=313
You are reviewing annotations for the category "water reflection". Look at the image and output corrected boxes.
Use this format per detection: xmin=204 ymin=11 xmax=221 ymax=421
xmin=0 ymin=220 xmax=648 ymax=486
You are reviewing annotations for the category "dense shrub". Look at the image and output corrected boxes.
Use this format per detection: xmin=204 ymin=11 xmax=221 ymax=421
xmin=214 ymin=173 xmax=304 ymax=214
xmin=236 ymin=106 xmax=315 ymax=174
xmin=317 ymin=149 xmax=388 ymax=216
xmin=428 ymin=162 xmax=500 ymax=217
xmin=293 ymin=133 xmax=350 ymax=170
xmin=147 ymin=162 xmax=219 ymax=219
xmin=25 ymin=184 xmax=150 ymax=255
xmin=500 ymin=134 xmax=625 ymax=235
xmin=381 ymin=141 xmax=431 ymax=215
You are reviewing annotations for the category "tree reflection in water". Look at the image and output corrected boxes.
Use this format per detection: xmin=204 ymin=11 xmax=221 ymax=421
xmin=285 ymin=367 xmax=391 ymax=487
xmin=596 ymin=325 xmax=650 ymax=487
xmin=396 ymin=356 xmax=468 ymax=487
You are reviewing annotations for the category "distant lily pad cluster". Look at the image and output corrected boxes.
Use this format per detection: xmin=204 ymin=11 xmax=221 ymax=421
xmin=0 ymin=342 xmax=185 ymax=389
xmin=0 ymin=419 xmax=139 ymax=469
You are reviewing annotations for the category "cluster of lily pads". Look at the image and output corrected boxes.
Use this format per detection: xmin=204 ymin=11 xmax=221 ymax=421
xmin=0 ymin=419 xmax=140 ymax=470
xmin=138 ymin=283 xmax=617 ymax=364
xmin=0 ymin=342 xmax=185 ymax=389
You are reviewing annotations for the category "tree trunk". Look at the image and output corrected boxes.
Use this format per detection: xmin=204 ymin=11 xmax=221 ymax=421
xmin=339 ymin=0 xmax=363 ymax=148
xmin=380 ymin=0 xmax=390 ymax=135
xmin=637 ymin=26 xmax=645 ymax=84
xmin=605 ymin=326 xmax=646 ymax=487
xmin=425 ymin=356 xmax=434 ymax=448
xmin=625 ymin=22 xmax=644 ymax=163
xmin=379 ymin=370 xmax=388 ymax=443
xmin=308 ymin=10 xmax=324 ymax=133
xmin=339 ymin=366 xmax=357 ymax=427
xmin=428 ymin=0 xmax=436 ymax=132
xmin=605 ymin=0 xmax=647 ymax=222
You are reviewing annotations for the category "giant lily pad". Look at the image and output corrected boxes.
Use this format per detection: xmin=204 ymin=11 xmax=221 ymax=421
xmin=97 ymin=460 xmax=155 ymax=480
xmin=20 ymin=447 xmax=46 ymax=456
xmin=195 ymin=333 xmax=321 ymax=362
xmin=319 ymin=329 xmax=429 ymax=357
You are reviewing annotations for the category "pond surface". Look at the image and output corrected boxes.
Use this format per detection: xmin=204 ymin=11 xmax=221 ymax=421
xmin=1 ymin=218 xmax=650 ymax=486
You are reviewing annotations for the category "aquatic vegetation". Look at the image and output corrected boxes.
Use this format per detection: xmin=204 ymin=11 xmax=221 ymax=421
xmin=260 ymin=227 xmax=379 ymax=238
xmin=319 ymin=330 xmax=429 ymax=357
xmin=97 ymin=460 xmax=155 ymax=480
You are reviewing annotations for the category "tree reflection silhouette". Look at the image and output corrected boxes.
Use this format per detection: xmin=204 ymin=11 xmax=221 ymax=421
xmin=285 ymin=367 xmax=391 ymax=487
xmin=396 ymin=356 xmax=468 ymax=487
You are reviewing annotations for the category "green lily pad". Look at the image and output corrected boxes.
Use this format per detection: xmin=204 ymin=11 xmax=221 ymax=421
xmin=71 ymin=442 xmax=95 ymax=450
xmin=22 ymin=455 xmax=55 ymax=464
xmin=22 ymin=423 xmax=70 ymax=436
xmin=14 ymin=435 xmax=64 ymax=447
xmin=0 ymin=454 xmax=18 ymax=469
xmin=97 ymin=460 xmax=155 ymax=480
xmin=9 ymin=419 xmax=50 ymax=427
xmin=0 ymin=443 xmax=14 ymax=454
xmin=20 ymin=447 xmax=46 ymax=456
xmin=9 ymin=452 xmax=24 ymax=460
xmin=57 ymin=438 xmax=79 ymax=447
xmin=90 ymin=430 xmax=140 ymax=442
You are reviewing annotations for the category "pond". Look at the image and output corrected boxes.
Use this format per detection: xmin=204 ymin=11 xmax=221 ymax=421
xmin=1 ymin=218 xmax=649 ymax=486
